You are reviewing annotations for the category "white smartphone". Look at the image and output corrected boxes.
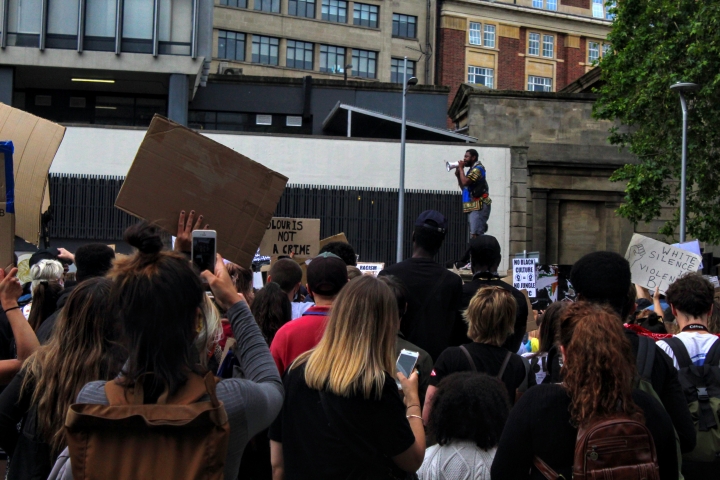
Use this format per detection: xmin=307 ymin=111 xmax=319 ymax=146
xmin=396 ymin=349 xmax=420 ymax=388
xmin=191 ymin=230 xmax=217 ymax=273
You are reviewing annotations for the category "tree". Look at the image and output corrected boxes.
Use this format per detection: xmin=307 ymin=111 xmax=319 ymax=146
xmin=593 ymin=0 xmax=720 ymax=243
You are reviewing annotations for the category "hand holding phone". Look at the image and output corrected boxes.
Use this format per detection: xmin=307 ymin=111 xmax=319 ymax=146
xmin=396 ymin=349 xmax=419 ymax=388
xmin=192 ymin=230 xmax=217 ymax=273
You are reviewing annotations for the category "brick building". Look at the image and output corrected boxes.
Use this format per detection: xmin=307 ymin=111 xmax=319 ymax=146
xmin=438 ymin=0 xmax=613 ymax=112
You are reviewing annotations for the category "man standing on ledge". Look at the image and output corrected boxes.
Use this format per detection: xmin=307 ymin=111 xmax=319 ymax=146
xmin=455 ymin=148 xmax=491 ymax=238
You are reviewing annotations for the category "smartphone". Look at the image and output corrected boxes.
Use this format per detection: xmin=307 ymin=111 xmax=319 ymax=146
xmin=396 ymin=349 xmax=420 ymax=388
xmin=191 ymin=230 xmax=217 ymax=273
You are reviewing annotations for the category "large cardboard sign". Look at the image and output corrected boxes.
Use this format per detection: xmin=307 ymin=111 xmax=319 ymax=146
xmin=115 ymin=115 xmax=288 ymax=268
xmin=625 ymin=234 xmax=702 ymax=294
xmin=259 ymin=218 xmax=320 ymax=257
xmin=0 ymin=104 xmax=65 ymax=248
xmin=512 ymin=258 xmax=538 ymax=297
xmin=319 ymin=233 xmax=349 ymax=249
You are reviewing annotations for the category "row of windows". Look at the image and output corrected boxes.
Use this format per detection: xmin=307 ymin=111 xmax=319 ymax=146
xmin=467 ymin=66 xmax=552 ymax=92
xmin=218 ymin=30 xmax=417 ymax=81
xmin=219 ymin=0 xmax=418 ymax=38
xmin=532 ymin=0 xmax=557 ymax=11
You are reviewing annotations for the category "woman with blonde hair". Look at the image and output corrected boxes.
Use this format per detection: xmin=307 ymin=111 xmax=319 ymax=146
xmin=423 ymin=286 xmax=527 ymax=423
xmin=269 ymin=275 xmax=425 ymax=479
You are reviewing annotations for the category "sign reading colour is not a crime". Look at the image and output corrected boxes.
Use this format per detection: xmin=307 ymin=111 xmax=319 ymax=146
xmin=513 ymin=258 xmax=538 ymax=298
xmin=624 ymin=233 xmax=702 ymax=294
xmin=259 ymin=217 xmax=320 ymax=257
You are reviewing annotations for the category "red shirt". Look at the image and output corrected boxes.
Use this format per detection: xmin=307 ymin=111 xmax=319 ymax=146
xmin=270 ymin=305 xmax=331 ymax=376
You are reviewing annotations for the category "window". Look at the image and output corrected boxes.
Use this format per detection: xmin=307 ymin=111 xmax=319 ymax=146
xmin=288 ymin=0 xmax=315 ymax=18
xmin=592 ymin=0 xmax=604 ymax=18
xmin=483 ymin=24 xmax=495 ymax=48
xmin=220 ymin=0 xmax=247 ymax=7
xmin=602 ymin=43 xmax=611 ymax=56
xmin=605 ymin=1 xmax=616 ymax=19
xmin=353 ymin=3 xmax=378 ymax=28
xmin=320 ymin=44 xmax=346 ymax=73
xmin=390 ymin=58 xmax=415 ymax=83
xmin=542 ymin=34 xmax=554 ymax=58
xmin=532 ymin=0 xmax=556 ymax=10
xmin=588 ymin=41 xmax=600 ymax=63
xmin=218 ymin=30 xmax=246 ymax=61
xmin=352 ymin=49 xmax=377 ymax=78
xmin=322 ymin=0 xmax=347 ymax=23
xmin=392 ymin=14 xmax=417 ymax=38
xmin=84 ymin=0 xmax=117 ymax=51
xmin=528 ymin=76 xmax=552 ymax=92
xmin=528 ymin=33 xmax=540 ymax=56
xmin=251 ymin=35 xmax=279 ymax=65
xmin=532 ymin=0 xmax=542 ymax=7
xmin=286 ymin=40 xmax=313 ymax=70
xmin=254 ymin=0 xmax=279 ymax=12
xmin=468 ymin=66 xmax=493 ymax=88
xmin=469 ymin=22 xmax=481 ymax=45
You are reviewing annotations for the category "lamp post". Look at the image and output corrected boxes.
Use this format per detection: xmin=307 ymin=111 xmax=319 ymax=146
xmin=670 ymin=82 xmax=699 ymax=243
xmin=396 ymin=56 xmax=418 ymax=263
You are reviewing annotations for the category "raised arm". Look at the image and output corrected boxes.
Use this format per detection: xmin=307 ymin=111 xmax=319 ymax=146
xmin=0 ymin=268 xmax=39 ymax=384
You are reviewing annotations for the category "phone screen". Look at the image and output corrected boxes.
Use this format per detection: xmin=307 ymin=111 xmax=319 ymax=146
xmin=396 ymin=352 xmax=419 ymax=379
xmin=192 ymin=236 xmax=216 ymax=272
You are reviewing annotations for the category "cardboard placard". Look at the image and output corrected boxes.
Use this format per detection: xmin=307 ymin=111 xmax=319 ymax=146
xmin=259 ymin=218 xmax=320 ymax=257
xmin=0 ymin=104 xmax=65 ymax=248
xmin=625 ymin=234 xmax=702 ymax=294
xmin=319 ymin=233 xmax=349 ymax=249
xmin=115 ymin=115 xmax=288 ymax=268
xmin=357 ymin=262 xmax=384 ymax=276
xmin=512 ymin=258 xmax=538 ymax=297
xmin=0 ymin=142 xmax=14 ymax=268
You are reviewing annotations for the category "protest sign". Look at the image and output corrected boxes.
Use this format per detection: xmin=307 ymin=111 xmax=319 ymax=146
xmin=319 ymin=233 xmax=349 ymax=249
xmin=115 ymin=115 xmax=288 ymax=268
xmin=259 ymin=218 xmax=320 ymax=257
xmin=512 ymin=258 xmax=538 ymax=297
xmin=357 ymin=262 xmax=384 ymax=276
xmin=625 ymin=233 xmax=702 ymax=294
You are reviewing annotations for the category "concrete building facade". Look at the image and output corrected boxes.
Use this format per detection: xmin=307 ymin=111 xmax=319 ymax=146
xmin=438 ymin=0 xmax=612 ymax=110
xmin=212 ymin=0 xmax=436 ymax=84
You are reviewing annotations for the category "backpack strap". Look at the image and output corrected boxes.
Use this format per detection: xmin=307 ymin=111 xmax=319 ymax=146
xmin=459 ymin=345 xmax=478 ymax=373
xmin=533 ymin=456 xmax=562 ymax=480
xmin=636 ymin=335 xmax=656 ymax=381
xmin=704 ymin=338 xmax=720 ymax=367
xmin=664 ymin=337 xmax=693 ymax=369
xmin=497 ymin=351 xmax=512 ymax=380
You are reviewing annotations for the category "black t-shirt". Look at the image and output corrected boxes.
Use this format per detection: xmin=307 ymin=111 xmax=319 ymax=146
xmin=379 ymin=258 xmax=463 ymax=361
xmin=490 ymin=384 xmax=678 ymax=480
xmin=429 ymin=342 xmax=526 ymax=402
xmin=459 ymin=276 xmax=528 ymax=354
xmin=268 ymin=363 xmax=415 ymax=480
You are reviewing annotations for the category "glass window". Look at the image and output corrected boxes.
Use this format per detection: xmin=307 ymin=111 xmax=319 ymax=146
xmin=468 ymin=22 xmax=481 ymax=45
xmin=158 ymin=0 xmax=192 ymax=55
xmin=353 ymin=3 xmax=378 ymax=28
xmin=483 ymin=24 xmax=495 ymax=48
xmin=392 ymin=14 xmax=417 ymax=38
xmin=46 ymin=0 xmax=79 ymax=49
xmin=468 ymin=66 xmax=493 ymax=88
xmin=588 ymin=41 xmax=600 ymax=63
xmin=606 ymin=1 xmax=616 ymax=19
xmin=255 ymin=0 xmax=280 ymax=12
xmin=322 ymin=0 xmax=347 ymax=23
xmin=542 ymin=34 xmax=554 ymax=58
xmin=319 ymin=44 xmax=346 ymax=73
xmin=390 ymin=58 xmax=415 ymax=83
xmin=532 ymin=0 xmax=542 ymax=7
xmin=351 ymin=48 xmax=377 ymax=78
xmin=289 ymin=0 xmax=315 ymax=18
xmin=122 ymin=0 xmax=154 ymax=53
xmin=547 ymin=0 xmax=557 ymax=10
xmin=220 ymin=0 xmax=247 ymax=7
xmin=286 ymin=40 xmax=313 ymax=70
xmin=218 ymin=30 xmax=246 ymax=61
xmin=592 ymin=0 xmax=604 ymax=18
xmin=8 ymin=0 xmax=42 ymax=45
xmin=251 ymin=35 xmax=279 ymax=65
xmin=528 ymin=33 xmax=540 ymax=56
xmin=85 ymin=0 xmax=116 ymax=51
xmin=528 ymin=75 xmax=552 ymax=92
xmin=602 ymin=43 xmax=611 ymax=56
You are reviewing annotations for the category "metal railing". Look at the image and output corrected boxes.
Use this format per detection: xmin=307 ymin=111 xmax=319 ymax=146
xmin=48 ymin=174 xmax=468 ymax=266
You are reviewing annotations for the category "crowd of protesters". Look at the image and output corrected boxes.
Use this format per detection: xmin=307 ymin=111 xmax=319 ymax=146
xmin=0 ymin=207 xmax=716 ymax=479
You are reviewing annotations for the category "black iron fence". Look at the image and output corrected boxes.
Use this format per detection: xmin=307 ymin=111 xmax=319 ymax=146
xmin=48 ymin=174 xmax=468 ymax=267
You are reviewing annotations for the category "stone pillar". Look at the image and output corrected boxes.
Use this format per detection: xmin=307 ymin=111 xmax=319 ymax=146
xmin=531 ymin=189 xmax=548 ymax=263
xmin=0 ymin=68 xmax=13 ymax=106
xmin=168 ymin=74 xmax=189 ymax=126
xmin=509 ymin=146 xmax=529 ymax=255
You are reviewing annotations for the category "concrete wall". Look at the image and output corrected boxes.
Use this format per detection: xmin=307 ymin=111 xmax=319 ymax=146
xmin=50 ymin=127 xmax=513 ymax=269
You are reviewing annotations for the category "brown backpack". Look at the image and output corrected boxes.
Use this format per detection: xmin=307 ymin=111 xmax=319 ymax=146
xmin=534 ymin=416 xmax=660 ymax=480
xmin=65 ymin=371 xmax=230 ymax=480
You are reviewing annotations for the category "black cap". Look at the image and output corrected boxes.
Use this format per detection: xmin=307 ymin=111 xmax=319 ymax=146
xmin=469 ymin=235 xmax=501 ymax=265
xmin=307 ymin=252 xmax=349 ymax=296
xmin=29 ymin=248 xmax=60 ymax=268
xmin=415 ymin=210 xmax=447 ymax=233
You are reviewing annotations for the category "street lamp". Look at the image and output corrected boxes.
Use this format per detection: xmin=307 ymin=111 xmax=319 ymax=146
xmin=670 ymin=82 xmax=699 ymax=243
xmin=396 ymin=56 xmax=418 ymax=262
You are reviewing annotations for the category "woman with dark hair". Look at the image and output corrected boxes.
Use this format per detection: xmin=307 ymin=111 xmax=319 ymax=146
xmin=0 ymin=277 xmax=123 ymax=480
xmin=70 ymin=223 xmax=283 ymax=480
xmin=419 ymin=372 xmax=510 ymax=480
xmin=251 ymin=282 xmax=292 ymax=345
xmin=525 ymin=301 xmax=568 ymax=386
xmin=491 ymin=302 xmax=678 ymax=480
xmin=26 ymin=259 xmax=63 ymax=331
xmin=226 ymin=262 xmax=256 ymax=307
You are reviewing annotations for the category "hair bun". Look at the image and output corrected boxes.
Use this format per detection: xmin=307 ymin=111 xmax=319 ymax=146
xmin=124 ymin=222 xmax=164 ymax=255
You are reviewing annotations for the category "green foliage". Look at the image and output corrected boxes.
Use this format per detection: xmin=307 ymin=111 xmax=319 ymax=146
xmin=593 ymin=0 xmax=720 ymax=243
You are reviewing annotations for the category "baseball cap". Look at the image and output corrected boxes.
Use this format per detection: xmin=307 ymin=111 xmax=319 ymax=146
xmin=29 ymin=248 xmax=60 ymax=268
xmin=307 ymin=252 xmax=348 ymax=296
xmin=415 ymin=210 xmax=447 ymax=234
xmin=469 ymin=235 xmax=501 ymax=264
